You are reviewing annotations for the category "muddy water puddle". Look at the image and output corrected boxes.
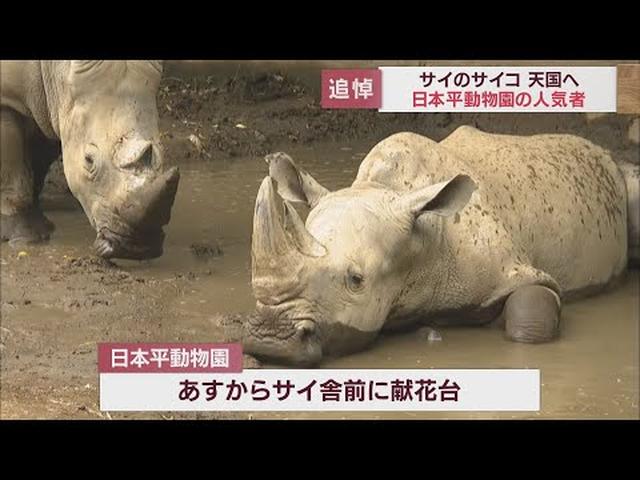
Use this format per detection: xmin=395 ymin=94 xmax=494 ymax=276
xmin=1 ymin=141 xmax=638 ymax=419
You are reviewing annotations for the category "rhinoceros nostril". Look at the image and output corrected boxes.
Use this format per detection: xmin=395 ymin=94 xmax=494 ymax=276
xmin=295 ymin=320 xmax=316 ymax=339
xmin=138 ymin=144 xmax=154 ymax=169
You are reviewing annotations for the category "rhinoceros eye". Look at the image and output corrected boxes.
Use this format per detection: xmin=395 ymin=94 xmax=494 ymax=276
xmin=84 ymin=153 xmax=98 ymax=178
xmin=346 ymin=269 xmax=365 ymax=293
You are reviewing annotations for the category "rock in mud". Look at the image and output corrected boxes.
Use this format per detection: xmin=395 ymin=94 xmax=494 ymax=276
xmin=190 ymin=241 xmax=223 ymax=259
xmin=187 ymin=134 xmax=211 ymax=159
xmin=243 ymin=354 xmax=261 ymax=369
xmin=188 ymin=133 xmax=205 ymax=152
xmin=417 ymin=326 xmax=442 ymax=342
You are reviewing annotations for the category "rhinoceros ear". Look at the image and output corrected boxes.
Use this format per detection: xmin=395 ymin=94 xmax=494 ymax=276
xmin=265 ymin=152 xmax=329 ymax=209
xmin=398 ymin=174 xmax=477 ymax=219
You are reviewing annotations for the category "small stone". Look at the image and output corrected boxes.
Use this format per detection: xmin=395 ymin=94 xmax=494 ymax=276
xmin=418 ymin=326 xmax=442 ymax=342
xmin=427 ymin=329 xmax=442 ymax=342
xmin=243 ymin=354 xmax=261 ymax=369
xmin=188 ymin=134 xmax=204 ymax=153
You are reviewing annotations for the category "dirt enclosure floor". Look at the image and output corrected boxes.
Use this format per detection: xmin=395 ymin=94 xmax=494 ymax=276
xmin=1 ymin=68 xmax=639 ymax=419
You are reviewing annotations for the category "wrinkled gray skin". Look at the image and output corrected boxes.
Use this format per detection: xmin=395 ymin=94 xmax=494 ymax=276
xmin=244 ymin=127 xmax=637 ymax=366
xmin=1 ymin=61 xmax=179 ymax=259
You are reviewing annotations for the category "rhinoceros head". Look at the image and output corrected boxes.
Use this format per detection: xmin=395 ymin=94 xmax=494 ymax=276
xmin=246 ymin=152 xmax=477 ymax=366
xmin=54 ymin=60 xmax=179 ymax=260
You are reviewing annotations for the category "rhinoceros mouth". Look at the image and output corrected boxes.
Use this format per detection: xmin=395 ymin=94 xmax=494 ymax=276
xmin=239 ymin=304 xmax=323 ymax=366
xmin=94 ymin=226 xmax=165 ymax=260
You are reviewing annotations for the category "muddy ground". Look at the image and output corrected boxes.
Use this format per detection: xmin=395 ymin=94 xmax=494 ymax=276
xmin=155 ymin=72 xmax=639 ymax=163
xmin=1 ymin=70 xmax=639 ymax=419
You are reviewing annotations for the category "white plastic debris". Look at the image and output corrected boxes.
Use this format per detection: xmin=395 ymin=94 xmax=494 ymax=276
xmin=235 ymin=123 xmax=247 ymax=129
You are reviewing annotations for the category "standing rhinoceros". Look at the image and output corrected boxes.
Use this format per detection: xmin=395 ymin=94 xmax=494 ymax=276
xmin=0 ymin=61 xmax=179 ymax=259
xmin=243 ymin=126 xmax=638 ymax=366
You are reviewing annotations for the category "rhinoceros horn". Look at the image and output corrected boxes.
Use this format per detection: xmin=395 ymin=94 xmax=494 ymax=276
xmin=118 ymin=166 xmax=181 ymax=229
xmin=251 ymin=177 xmax=326 ymax=305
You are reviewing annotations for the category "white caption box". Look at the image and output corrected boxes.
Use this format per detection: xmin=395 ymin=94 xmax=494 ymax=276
xmin=379 ymin=66 xmax=616 ymax=113
xmin=100 ymin=369 xmax=540 ymax=412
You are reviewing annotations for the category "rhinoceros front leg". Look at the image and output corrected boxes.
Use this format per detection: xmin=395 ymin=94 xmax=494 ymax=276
xmin=502 ymin=285 xmax=561 ymax=343
xmin=1 ymin=108 xmax=54 ymax=244
xmin=485 ymin=263 xmax=562 ymax=343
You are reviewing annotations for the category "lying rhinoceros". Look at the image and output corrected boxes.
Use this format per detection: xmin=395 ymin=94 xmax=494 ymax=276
xmin=0 ymin=61 xmax=179 ymax=259
xmin=241 ymin=126 xmax=638 ymax=366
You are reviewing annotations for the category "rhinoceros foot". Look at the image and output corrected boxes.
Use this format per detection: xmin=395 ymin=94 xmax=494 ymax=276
xmin=504 ymin=285 xmax=561 ymax=344
xmin=1 ymin=208 xmax=55 ymax=244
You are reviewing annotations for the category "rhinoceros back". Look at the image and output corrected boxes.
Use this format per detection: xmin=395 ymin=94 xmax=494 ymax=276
xmin=356 ymin=127 xmax=628 ymax=297
xmin=1 ymin=61 xmax=60 ymax=139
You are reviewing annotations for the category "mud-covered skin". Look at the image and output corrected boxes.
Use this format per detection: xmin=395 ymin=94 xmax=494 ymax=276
xmin=0 ymin=61 xmax=179 ymax=259
xmin=246 ymin=127 xmax=630 ymax=366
